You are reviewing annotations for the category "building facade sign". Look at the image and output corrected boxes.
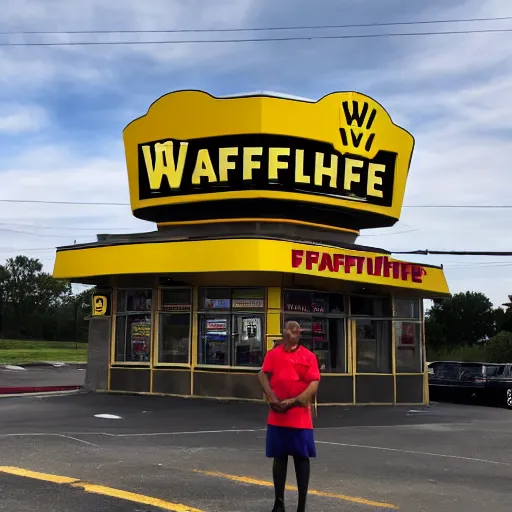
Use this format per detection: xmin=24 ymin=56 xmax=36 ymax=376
xmin=123 ymin=90 xmax=414 ymax=230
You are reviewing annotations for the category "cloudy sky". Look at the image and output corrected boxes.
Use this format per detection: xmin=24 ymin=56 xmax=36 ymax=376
xmin=0 ymin=0 xmax=511 ymax=306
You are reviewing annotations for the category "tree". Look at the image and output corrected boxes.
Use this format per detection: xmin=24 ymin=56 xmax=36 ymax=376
xmin=487 ymin=331 xmax=512 ymax=363
xmin=425 ymin=291 xmax=496 ymax=351
xmin=0 ymin=256 xmax=73 ymax=339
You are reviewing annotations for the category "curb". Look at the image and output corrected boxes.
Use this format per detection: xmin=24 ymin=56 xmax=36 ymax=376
xmin=1 ymin=362 xmax=87 ymax=369
xmin=0 ymin=385 xmax=83 ymax=395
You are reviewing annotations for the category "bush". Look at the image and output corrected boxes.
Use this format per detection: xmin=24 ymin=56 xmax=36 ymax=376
xmin=487 ymin=331 xmax=512 ymax=363
xmin=427 ymin=344 xmax=488 ymax=363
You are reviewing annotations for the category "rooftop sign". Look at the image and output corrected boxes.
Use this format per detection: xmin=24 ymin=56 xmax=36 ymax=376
xmin=123 ymin=90 xmax=414 ymax=230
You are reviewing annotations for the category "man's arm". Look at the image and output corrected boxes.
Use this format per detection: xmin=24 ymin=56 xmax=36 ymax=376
xmin=258 ymin=370 xmax=279 ymax=404
xmin=296 ymin=380 xmax=319 ymax=406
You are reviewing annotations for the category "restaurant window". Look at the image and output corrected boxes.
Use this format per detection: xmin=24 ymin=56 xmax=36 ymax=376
xmin=350 ymin=295 xmax=391 ymax=317
xmin=394 ymin=298 xmax=421 ymax=319
xmin=395 ymin=321 xmax=422 ymax=372
xmin=115 ymin=289 xmax=153 ymax=363
xmin=198 ymin=287 xmax=265 ymax=367
xmin=158 ymin=288 xmax=192 ymax=364
xmin=283 ymin=290 xmax=347 ymax=373
xmin=355 ymin=319 xmax=392 ymax=374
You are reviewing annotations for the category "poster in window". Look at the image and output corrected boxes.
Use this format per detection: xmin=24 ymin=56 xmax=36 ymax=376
xmin=232 ymin=299 xmax=264 ymax=309
xmin=206 ymin=298 xmax=231 ymax=309
xmin=131 ymin=319 xmax=151 ymax=361
xmin=399 ymin=322 xmax=415 ymax=346
xmin=206 ymin=318 xmax=227 ymax=335
xmin=241 ymin=317 xmax=261 ymax=342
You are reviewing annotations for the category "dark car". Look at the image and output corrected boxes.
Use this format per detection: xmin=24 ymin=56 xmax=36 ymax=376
xmin=428 ymin=361 xmax=512 ymax=409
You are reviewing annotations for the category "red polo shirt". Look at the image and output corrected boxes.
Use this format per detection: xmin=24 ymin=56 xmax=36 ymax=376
xmin=262 ymin=344 xmax=320 ymax=429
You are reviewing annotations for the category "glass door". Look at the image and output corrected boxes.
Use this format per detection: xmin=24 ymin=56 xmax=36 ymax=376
xmin=232 ymin=314 xmax=264 ymax=367
xmin=199 ymin=315 xmax=231 ymax=365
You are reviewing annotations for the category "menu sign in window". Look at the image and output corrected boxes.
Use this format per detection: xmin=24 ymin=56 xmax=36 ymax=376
xmin=232 ymin=299 xmax=264 ymax=309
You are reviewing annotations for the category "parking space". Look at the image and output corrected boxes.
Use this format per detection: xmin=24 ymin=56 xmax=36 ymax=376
xmin=0 ymin=393 xmax=511 ymax=511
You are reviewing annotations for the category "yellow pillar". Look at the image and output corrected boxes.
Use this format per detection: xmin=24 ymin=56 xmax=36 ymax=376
xmin=266 ymin=287 xmax=282 ymax=351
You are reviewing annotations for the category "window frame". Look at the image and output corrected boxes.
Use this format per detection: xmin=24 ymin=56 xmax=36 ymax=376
xmin=112 ymin=287 xmax=154 ymax=366
xmin=354 ymin=318 xmax=393 ymax=375
xmin=156 ymin=286 xmax=193 ymax=367
xmin=282 ymin=288 xmax=350 ymax=376
xmin=394 ymin=320 xmax=423 ymax=374
xmin=196 ymin=286 xmax=266 ymax=370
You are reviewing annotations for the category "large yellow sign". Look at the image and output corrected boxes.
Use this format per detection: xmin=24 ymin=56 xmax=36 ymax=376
xmin=123 ymin=90 xmax=414 ymax=230
xmin=54 ymin=239 xmax=449 ymax=297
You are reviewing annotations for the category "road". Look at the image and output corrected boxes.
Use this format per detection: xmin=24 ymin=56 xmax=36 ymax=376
xmin=0 ymin=393 xmax=511 ymax=511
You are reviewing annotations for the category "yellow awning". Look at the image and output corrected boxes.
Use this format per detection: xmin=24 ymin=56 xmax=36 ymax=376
xmin=53 ymin=238 xmax=449 ymax=297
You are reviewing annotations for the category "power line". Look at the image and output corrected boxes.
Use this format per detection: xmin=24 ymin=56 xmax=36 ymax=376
xmin=1 ymin=27 xmax=512 ymax=46
xmin=392 ymin=250 xmax=512 ymax=256
xmin=2 ymin=15 xmax=511 ymax=35
xmin=0 ymin=221 xmax=137 ymax=231
xmin=0 ymin=199 xmax=127 ymax=206
xmin=1 ymin=199 xmax=512 ymax=208
xmin=403 ymin=205 xmax=512 ymax=209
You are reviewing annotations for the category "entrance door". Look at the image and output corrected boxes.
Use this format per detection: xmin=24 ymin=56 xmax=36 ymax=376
xmin=232 ymin=314 xmax=264 ymax=367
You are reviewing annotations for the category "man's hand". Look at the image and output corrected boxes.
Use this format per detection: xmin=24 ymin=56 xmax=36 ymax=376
xmin=277 ymin=397 xmax=299 ymax=412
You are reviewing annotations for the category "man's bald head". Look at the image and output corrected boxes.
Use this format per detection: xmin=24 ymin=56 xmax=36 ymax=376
xmin=283 ymin=320 xmax=301 ymax=345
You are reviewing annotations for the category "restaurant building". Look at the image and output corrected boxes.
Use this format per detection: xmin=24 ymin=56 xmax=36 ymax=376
xmin=53 ymin=90 xmax=450 ymax=405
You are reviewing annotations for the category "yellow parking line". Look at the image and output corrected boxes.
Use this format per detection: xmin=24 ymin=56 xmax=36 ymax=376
xmin=0 ymin=466 xmax=79 ymax=485
xmin=0 ymin=466 xmax=203 ymax=512
xmin=193 ymin=469 xmax=399 ymax=509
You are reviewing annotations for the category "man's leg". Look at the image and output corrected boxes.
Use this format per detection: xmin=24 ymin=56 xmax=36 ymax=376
xmin=272 ymin=456 xmax=288 ymax=511
xmin=293 ymin=456 xmax=310 ymax=512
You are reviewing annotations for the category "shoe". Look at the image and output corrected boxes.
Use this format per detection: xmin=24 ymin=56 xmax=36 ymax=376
xmin=271 ymin=498 xmax=286 ymax=511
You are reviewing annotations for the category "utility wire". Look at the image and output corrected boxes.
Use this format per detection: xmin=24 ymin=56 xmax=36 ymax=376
xmin=1 ymin=199 xmax=511 ymax=208
xmin=2 ymin=15 xmax=511 ymax=35
xmin=392 ymin=250 xmax=512 ymax=256
xmin=1 ymin=28 xmax=512 ymax=46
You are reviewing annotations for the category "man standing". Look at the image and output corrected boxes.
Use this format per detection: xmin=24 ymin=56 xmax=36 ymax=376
xmin=258 ymin=320 xmax=320 ymax=512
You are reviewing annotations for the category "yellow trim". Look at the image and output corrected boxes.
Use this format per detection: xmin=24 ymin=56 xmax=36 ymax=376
xmin=320 ymin=373 xmax=352 ymax=377
xmin=351 ymin=319 xmax=356 ymax=404
xmin=153 ymin=368 xmax=191 ymax=372
xmin=191 ymin=286 xmax=198 ymax=394
xmin=355 ymin=373 xmax=394 ymax=376
xmin=195 ymin=364 xmax=231 ymax=370
xmin=158 ymin=217 xmax=360 ymax=235
xmin=421 ymin=300 xmax=429 ymax=405
xmin=354 ymin=402 xmax=394 ymax=406
xmin=153 ymin=363 xmax=191 ymax=368
xmin=391 ymin=294 xmax=397 ymax=404
xmin=267 ymin=287 xmax=282 ymax=310
xmin=397 ymin=372 xmax=425 ymax=376
xmin=266 ymin=312 xmax=281 ymax=337
xmin=110 ymin=366 xmax=150 ymax=371
xmin=54 ymin=238 xmax=450 ymax=297
xmin=315 ymin=402 xmax=355 ymax=406
xmin=150 ymin=277 xmax=158 ymax=393
xmin=107 ymin=285 xmax=117 ymax=391
xmin=193 ymin=369 xmax=259 ymax=376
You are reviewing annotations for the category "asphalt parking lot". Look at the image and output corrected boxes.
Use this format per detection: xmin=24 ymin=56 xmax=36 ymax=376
xmin=0 ymin=364 xmax=86 ymax=390
xmin=0 ymin=393 xmax=511 ymax=512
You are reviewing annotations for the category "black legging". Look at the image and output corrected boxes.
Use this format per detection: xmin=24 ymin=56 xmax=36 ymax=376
xmin=272 ymin=455 xmax=310 ymax=511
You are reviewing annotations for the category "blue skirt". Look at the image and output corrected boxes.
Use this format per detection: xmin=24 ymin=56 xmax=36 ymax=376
xmin=266 ymin=425 xmax=316 ymax=458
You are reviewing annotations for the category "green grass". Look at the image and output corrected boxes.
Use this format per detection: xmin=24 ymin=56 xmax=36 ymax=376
xmin=0 ymin=340 xmax=88 ymax=364
xmin=427 ymin=344 xmax=489 ymax=363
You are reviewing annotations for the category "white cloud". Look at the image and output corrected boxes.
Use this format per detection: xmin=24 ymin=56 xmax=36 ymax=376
xmin=0 ymin=104 xmax=48 ymax=133
xmin=0 ymin=0 xmax=510 ymax=307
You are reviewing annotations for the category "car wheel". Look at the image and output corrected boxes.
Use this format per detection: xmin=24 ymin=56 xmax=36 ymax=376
xmin=506 ymin=389 xmax=512 ymax=409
